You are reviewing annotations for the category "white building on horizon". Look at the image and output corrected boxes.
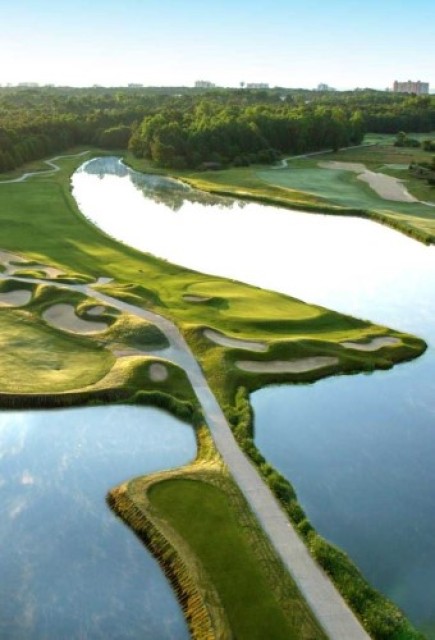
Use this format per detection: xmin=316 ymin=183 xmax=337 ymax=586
xmin=195 ymin=80 xmax=216 ymax=88
xmin=393 ymin=80 xmax=429 ymax=95
xmin=246 ymin=82 xmax=269 ymax=89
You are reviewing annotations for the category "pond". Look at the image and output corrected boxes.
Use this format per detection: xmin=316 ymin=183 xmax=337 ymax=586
xmin=0 ymin=405 xmax=195 ymax=639
xmin=72 ymin=157 xmax=435 ymax=636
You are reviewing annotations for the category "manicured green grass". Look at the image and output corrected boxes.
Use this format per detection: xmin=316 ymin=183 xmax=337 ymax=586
xmin=149 ymin=478 xmax=326 ymax=640
xmin=0 ymin=308 xmax=114 ymax=392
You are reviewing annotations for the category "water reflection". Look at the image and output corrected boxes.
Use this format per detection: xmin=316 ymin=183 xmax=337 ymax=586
xmin=81 ymin=157 xmax=236 ymax=211
xmin=0 ymin=406 xmax=194 ymax=639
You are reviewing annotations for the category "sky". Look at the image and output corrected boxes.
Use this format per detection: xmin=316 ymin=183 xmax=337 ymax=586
xmin=1 ymin=0 xmax=434 ymax=91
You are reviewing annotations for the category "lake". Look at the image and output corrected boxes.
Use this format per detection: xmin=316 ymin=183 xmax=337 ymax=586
xmin=72 ymin=157 xmax=435 ymax=636
xmin=0 ymin=405 xmax=195 ymax=639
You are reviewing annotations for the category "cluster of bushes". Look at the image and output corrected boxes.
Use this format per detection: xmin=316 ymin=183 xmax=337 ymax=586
xmin=225 ymin=385 xmax=424 ymax=640
xmin=394 ymin=131 xmax=420 ymax=148
xmin=132 ymin=389 xmax=202 ymax=426
xmin=409 ymin=158 xmax=435 ymax=186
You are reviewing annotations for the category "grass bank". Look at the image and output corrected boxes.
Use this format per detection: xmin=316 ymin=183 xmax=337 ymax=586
xmin=108 ymin=427 xmax=327 ymax=640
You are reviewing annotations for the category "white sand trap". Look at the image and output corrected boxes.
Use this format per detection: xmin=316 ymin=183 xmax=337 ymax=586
xmin=204 ymin=328 xmax=268 ymax=352
xmin=0 ymin=290 xmax=32 ymax=307
xmin=319 ymin=160 xmax=417 ymax=203
xmin=341 ymin=336 xmax=400 ymax=351
xmin=237 ymin=356 xmax=338 ymax=374
xmin=357 ymin=172 xmax=417 ymax=203
xmin=96 ymin=277 xmax=114 ymax=285
xmin=87 ymin=305 xmax=106 ymax=316
xmin=319 ymin=161 xmax=367 ymax=173
xmin=149 ymin=363 xmax=168 ymax=382
xmin=43 ymin=304 xmax=108 ymax=334
xmin=183 ymin=295 xmax=212 ymax=302
xmin=0 ymin=250 xmax=26 ymax=265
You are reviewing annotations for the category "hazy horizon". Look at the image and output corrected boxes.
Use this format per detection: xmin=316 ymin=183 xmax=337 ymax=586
xmin=2 ymin=0 xmax=434 ymax=92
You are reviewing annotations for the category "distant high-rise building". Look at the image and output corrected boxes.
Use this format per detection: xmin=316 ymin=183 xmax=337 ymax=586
xmin=195 ymin=80 xmax=215 ymax=88
xmin=393 ymin=80 xmax=429 ymax=95
xmin=18 ymin=82 xmax=39 ymax=87
xmin=128 ymin=83 xmax=143 ymax=88
xmin=317 ymin=83 xmax=336 ymax=92
xmin=246 ymin=83 xmax=269 ymax=89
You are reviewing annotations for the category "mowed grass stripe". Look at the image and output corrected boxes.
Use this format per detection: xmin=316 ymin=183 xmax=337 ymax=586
xmin=149 ymin=478 xmax=326 ymax=640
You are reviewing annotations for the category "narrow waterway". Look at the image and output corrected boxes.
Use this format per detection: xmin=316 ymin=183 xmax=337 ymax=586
xmin=72 ymin=157 xmax=435 ymax=636
xmin=0 ymin=406 xmax=195 ymax=639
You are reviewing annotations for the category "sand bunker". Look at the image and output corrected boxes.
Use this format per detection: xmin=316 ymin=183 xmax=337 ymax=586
xmin=237 ymin=356 xmax=338 ymax=374
xmin=0 ymin=250 xmax=26 ymax=265
xmin=149 ymin=362 xmax=168 ymax=381
xmin=0 ymin=250 xmax=27 ymax=275
xmin=43 ymin=304 xmax=108 ymax=334
xmin=204 ymin=328 xmax=268 ymax=352
xmin=183 ymin=295 xmax=212 ymax=303
xmin=20 ymin=264 xmax=65 ymax=278
xmin=96 ymin=277 xmax=114 ymax=285
xmin=319 ymin=161 xmax=367 ymax=173
xmin=0 ymin=290 xmax=32 ymax=307
xmin=341 ymin=336 xmax=400 ymax=351
xmin=87 ymin=305 xmax=106 ymax=316
xmin=319 ymin=160 xmax=418 ymax=203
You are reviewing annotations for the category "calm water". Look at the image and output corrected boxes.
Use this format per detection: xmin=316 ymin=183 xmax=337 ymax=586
xmin=0 ymin=406 xmax=195 ymax=639
xmin=72 ymin=157 xmax=435 ymax=635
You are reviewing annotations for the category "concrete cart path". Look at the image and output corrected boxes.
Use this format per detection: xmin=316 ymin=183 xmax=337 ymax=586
xmin=0 ymin=151 xmax=90 ymax=184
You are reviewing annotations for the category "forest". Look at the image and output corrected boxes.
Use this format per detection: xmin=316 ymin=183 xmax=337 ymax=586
xmin=0 ymin=85 xmax=434 ymax=172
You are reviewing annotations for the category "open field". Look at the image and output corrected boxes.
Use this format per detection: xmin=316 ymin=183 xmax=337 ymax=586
xmin=0 ymin=149 xmax=426 ymax=639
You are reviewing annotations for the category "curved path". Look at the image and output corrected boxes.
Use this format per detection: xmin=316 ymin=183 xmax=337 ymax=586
xmin=0 ymin=151 xmax=90 ymax=184
xmin=1 ymin=272 xmax=370 ymax=639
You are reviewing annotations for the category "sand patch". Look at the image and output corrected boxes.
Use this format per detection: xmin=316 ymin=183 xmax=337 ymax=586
xmin=204 ymin=328 xmax=268 ymax=352
xmin=183 ymin=295 xmax=212 ymax=303
xmin=43 ymin=304 xmax=108 ymax=334
xmin=237 ymin=356 xmax=338 ymax=374
xmin=87 ymin=305 xmax=106 ymax=316
xmin=149 ymin=363 xmax=168 ymax=382
xmin=341 ymin=336 xmax=400 ymax=351
xmin=0 ymin=250 xmax=26 ymax=265
xmin=357 ymin=172 xmax=417 ymax=202
xmin=319 ymin=161 xmax=367 ymax=173
xmin=96 ymin=277 xmax=113 ymax=285
xmin=0 ymin=290 xmax=32 ymax=307
xmin=319 ymin=160 xmax=417 ymax=203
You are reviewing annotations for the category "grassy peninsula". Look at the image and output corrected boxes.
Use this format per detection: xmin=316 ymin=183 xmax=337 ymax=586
xmin=0 ymin=150 xmax=427 ymax=639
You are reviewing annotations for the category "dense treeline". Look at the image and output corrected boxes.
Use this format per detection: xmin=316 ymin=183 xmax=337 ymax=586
xmin=129 ymin=102 xmax=364 ymax=168
xmin=0 ymin=86 xmax=434 ymax=172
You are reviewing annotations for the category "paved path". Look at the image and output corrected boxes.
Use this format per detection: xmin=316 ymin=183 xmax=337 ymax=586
xmin=272 ymin=143 xmax=378 ymax=169
xmin=0 ymin=151 xmax=90 ymax=184
xmin=2 ymin=273 xmax=370 ymax=639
